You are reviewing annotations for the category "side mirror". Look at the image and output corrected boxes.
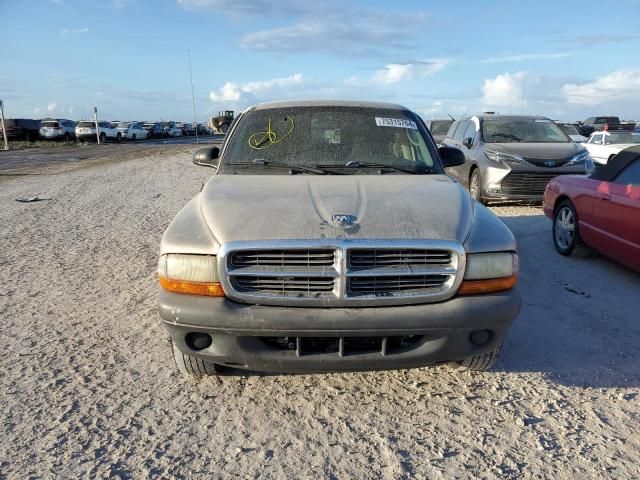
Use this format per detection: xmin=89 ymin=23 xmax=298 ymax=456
xmin=463 ymin=137 xmax=474 ymax=149
xmin=192 ymin=146 xmax=219 ymax=168
xmin=438 ymin=146 xmax=465 ymax=168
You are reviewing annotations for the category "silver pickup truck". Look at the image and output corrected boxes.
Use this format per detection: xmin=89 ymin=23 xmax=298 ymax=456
xmin=158 ymin=100 xmax=521 ymax=378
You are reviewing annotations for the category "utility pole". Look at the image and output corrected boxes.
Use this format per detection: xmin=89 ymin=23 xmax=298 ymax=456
xmin=0 ymin=100 xmax=8 ymax=150
xmin=187 ymin=49 xmax=199 ymax=145
xmin=94 ymin=106 xmax=100 ymax=144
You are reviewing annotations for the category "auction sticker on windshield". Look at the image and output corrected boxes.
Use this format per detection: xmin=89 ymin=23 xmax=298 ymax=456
xmin=375 ymin=117 xmax=417 ymax=129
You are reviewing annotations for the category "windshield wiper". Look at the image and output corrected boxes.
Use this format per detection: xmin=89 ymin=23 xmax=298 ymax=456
xmin=341 ymin=160 xmax=428 ymax=174
xmin=228 ymin=159 xmax=331 ymax=175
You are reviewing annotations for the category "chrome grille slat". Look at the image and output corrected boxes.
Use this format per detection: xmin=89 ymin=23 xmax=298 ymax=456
xmin=349 ymin=249 xmax=451 ymax=268
xmin=230 ymin=249 xmax=334 ymax=268
xmin=219 ymin=240 xmax=465 ymax=307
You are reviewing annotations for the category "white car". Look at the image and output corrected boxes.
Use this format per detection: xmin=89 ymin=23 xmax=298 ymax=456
xmin=166 ymin=125 xmax=183 ymax=137
xmin=39 ymin=119 xmax=77 ymax=141
xmin=583 ymin=130 xmax=640 ymax=165
xmin=116 ymin=122 xmax=149 ymax=141
xmin=75 ymin=120 xmax=122 ymax=143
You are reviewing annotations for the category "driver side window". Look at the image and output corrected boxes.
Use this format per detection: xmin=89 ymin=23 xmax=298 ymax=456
xmin=590 ymin=134 xmax=602 ymax=144
xmin=462 ymin=121 xmax=477 ymax=146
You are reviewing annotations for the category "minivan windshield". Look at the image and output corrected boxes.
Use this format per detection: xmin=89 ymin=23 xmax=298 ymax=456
xmin=42 ymin=121 xmax=59 ymax=128
xmin=482 ymin=118 xmax=570 ymax=143
xmin=220 ymin=106 xmax=438 ymax=174
xmin=78 ymin=121 xmax=95 ymax=128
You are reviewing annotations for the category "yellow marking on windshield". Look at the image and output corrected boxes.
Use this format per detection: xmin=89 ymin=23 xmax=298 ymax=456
xmin=248 ymin=115 xmax=295 ymax=150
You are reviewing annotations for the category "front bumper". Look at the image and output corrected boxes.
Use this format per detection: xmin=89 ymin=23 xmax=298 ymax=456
xmin=159 ymin=289 xmax=521 ymax=373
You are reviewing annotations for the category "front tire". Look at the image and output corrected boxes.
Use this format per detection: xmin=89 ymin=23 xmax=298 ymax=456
xmin=451 ymin=343 xmax=502 ymax=372
xmin=171 ymin=340 xmax=222 ymax=378
xmin=469 ymin=168 xmax=486 ymax=204
xmin=553 ymin=200 xmax=590 ymax=257
xmin=116 ymin=133 xmax=122 ymax=143
xmin=131 ymin=133 xmax=137 ymax=141
xmin=99 ymin=132 xmax=106 ymax=144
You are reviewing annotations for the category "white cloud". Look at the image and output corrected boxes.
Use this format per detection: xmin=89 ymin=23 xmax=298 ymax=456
xmin=47 ymin=102 xmax=58 ymax=113
xmin=209 ymin=73 xmax=306 ymax=106
xmin=478 ymin=52 xmax=573 ymax=64
xmin=481 ymin=71 xmax=526 ymax=109
xmin=61 ymin=27 xmax=89 ymax=35
xmin=371 ymin=59 xmax=449 ymax=85
xmin=562 ymin=68 xmax=640 ymax=106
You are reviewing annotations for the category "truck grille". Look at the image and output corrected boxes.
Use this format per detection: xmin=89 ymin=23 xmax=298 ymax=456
xmin=348 ymin=275 xmax=449 ymax=296
xmin=220 ymin=240 xmax=464 ymax=307
xmin=230 ymin=249 xmax=334 ymax=268
xmin=233 ymin=276 xmax=335 ymax=295
xmin=501 ymin=172 xmax=568 ymax=196
xmin=349 ymin=249 xmax=451 ymax=268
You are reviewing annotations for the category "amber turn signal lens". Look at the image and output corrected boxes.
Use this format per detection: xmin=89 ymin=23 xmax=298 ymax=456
xmin=458 ymin=275 xmax=518 ymax=296
xmin=159 ymin=276 xmax=225 ymax=297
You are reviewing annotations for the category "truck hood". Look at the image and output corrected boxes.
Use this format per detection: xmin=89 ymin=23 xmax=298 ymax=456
xmin=198 ymin=175 xmax=474 ymax=244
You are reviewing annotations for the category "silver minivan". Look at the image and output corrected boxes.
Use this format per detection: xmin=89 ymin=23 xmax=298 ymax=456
xmin=442 ymin=114 xmax=595 ymax=203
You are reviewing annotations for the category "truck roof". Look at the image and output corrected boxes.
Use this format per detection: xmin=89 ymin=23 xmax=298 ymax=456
xmin=251 ymin=99 xmax=410 ymax=111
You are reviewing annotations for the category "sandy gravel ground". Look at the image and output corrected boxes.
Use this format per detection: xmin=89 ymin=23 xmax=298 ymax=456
xmin=1 ymin=149 xmax=639 ymax=479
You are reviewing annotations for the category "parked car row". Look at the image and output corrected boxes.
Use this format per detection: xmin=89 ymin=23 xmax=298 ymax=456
xmin=0 ymin=117 xmax=213 ymax=142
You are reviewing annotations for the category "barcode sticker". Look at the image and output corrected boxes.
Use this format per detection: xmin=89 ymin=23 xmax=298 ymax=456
xmin=375 ymin=117 xmax=418 ymax=129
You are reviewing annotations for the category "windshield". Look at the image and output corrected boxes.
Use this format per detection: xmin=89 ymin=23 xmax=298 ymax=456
xmin=482 ymin=118 xmax=570 ymax=143
xmin=605 ymin=132 xmax=640 ymax=144
xmin=429 ymin=120 xmax=453 ymax=135
xmin=42 ymin=121 xmax=59 ymax=128
xmin=117 ymin=122 xmax=130 ymax=128
xmin=78 ymin=121 xmax=94 ymax=128
xmin=219 ymin=106 xmax=437 ymax=174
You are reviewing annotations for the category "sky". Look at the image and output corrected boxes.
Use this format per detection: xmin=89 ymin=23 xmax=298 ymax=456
xmin=1 ymin=0 xmax=640 ymax=123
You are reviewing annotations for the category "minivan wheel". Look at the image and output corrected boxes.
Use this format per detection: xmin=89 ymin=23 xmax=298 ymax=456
xmin=171 ymin=340 xmax=223 ymax=378
xmin=469 ymin=168 xmax=486 ymax=204
xmin=553 ymin=200 xmax=590 ymax=257
xmin=99 ymin=133 xmax=106 ymax=144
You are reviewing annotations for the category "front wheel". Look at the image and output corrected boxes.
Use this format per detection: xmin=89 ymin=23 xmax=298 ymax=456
xmin=171 ymin=340 xmax=222 ymax=378
xmin=451 ymin=343 xmax=502 ymax=372
xmin=131 ymin=133 xmax=136 ymax=141
xmin=553 ymin=200 xmax=590 ymax=257
xmin=99 ymin=133 xmax=106 ymax=144
xmin=116 ymin=133 xmax=122 ymax=143
xmin=469 ymin=168 xmax=486 ymax=204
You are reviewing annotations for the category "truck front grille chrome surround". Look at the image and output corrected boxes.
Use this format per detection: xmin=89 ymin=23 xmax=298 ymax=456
xmin=218 ymin=240 xmax=466 ymax=307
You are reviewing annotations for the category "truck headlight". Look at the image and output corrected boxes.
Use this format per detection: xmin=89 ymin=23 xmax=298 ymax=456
xmin=158 ymin=254 xmax=225 ymax=297
xmin=459 ymin=252 xmax=519 ymax=295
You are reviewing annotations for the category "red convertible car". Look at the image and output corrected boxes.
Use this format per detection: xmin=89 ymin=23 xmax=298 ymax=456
xmin=543 ymin=145 xmax=640 ymax=272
